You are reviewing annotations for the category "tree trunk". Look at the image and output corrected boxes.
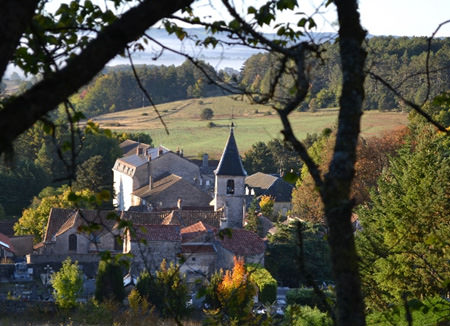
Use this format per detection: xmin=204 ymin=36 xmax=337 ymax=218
xmin=323 ymin=1 xmax=367 ymax=325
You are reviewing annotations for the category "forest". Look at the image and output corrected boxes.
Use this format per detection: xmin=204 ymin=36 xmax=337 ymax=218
xmin=67 ymin=36 xmax=450 ymax=118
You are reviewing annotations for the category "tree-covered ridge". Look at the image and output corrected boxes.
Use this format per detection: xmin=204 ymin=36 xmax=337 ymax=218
xmin=73 ymin=36 xmax=450 ymax=118
xmin=240 ymin=36 xmax=450 ymax=111
xmin=72 ymin=60 xmax=226 ymax=117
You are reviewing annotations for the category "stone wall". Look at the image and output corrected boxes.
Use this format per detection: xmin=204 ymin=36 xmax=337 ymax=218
xmin=27 ymin=253 xmax=100 ymax=264
xmin=180 ymin=251 xmax=216 ymax=283
xmin=130 ymin=240 xmax=181 ymax=274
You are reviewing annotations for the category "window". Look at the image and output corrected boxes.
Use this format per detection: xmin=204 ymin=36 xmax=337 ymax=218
xmin=68 ymin=234 xmax=77 ymax=251
xmin=226 ymin=179 xmax=235 ymax=194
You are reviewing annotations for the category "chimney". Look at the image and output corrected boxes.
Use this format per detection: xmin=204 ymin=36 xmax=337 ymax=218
xmin=149 ymin=175 xmax=153 ymax=190
xmin=177 ymin=198 xmax=183 ymax=210
xmin=180 ymin=149 xmax=183 ymax=157
xmin=137 ymin=146 xmax=143 ymax=156
xmin=202 ymin=153 xmax=209 ymax=169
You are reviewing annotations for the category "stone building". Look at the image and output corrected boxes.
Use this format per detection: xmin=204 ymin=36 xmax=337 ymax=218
xmin=112 ymin=144 xmax=212 ymax=211
xmin=34 ymin=208 xmax=121 ymax=258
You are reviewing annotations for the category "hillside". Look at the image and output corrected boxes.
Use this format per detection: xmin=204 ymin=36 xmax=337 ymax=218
xmin=91 ymin=96 xmax=408 ymax=158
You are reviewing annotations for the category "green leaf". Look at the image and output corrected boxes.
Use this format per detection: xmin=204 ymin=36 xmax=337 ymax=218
xmin=229 ymin=19 xmax=240 ymax=30
xmin=277 ymin=0 xmax=297 ymax=10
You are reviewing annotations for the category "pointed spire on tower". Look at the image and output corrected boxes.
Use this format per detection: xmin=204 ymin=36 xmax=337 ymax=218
xmin=215 ymin=124 xmax=247 ymax=176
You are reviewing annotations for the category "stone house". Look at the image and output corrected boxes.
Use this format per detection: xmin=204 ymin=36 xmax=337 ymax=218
xmin=124 ymin=224 xmax=181 ymax=274
xmin=245 ymin=172 xmax=294 ymax=216
xmin=179 ymin=222 xmax=217 ymax=282
xmin=34 ymin=208 xmax=121 ymax=257
xmin=112 ymin=145 xmax=211 ymax=211
xmin=215 ymin=228 xmax=265 ymax=269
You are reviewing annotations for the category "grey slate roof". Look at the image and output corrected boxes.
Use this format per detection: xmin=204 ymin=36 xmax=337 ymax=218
xmin=215 ymin=127 xmax=247 ymax=176
xmin=245 ymin=172 xmax=294 ymax=202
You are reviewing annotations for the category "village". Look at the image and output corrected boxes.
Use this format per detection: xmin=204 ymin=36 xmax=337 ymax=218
xmin=0 ymin=124 xmax=295 ymax=309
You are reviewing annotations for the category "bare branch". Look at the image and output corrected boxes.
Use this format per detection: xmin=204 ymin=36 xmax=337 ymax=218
xmin=423 ymin=19 xmax=450 ymax=105
xmin=126 ymin=47 xmax=169 ymax=135
xmin=368 ymin=71 xmax=449 ymax=133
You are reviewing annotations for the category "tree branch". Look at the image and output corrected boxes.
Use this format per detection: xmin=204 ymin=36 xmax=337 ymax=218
xmin=0 ymin=0 xmax=38 ymax=79
xmin=367 ymin=71 xmax=449 ymax=133
xmin=126 ymin=47 xmax=169 ymax=135
xmin=0 ymin=0 xmax=194 ymax=156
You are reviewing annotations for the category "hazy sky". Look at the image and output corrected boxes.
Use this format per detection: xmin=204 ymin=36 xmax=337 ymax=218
xmin=45 ymin=0 xmax=450 ymax=37
xmin=358 ymin=0 xmax=450 ymax=37
xmin=190 ymin=0 xmax=450 ymax=37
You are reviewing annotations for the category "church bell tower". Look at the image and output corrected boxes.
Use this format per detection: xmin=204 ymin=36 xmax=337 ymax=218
xmin=214 ymin=123 xmax=247 ymax=229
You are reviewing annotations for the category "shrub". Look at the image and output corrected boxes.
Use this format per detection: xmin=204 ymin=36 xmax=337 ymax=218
xmin=207 ymin=121 xmax=216 ymax=128
xmin=247 ymin=264 xmax=277 ymax=304
xmin=95 ymin=260 xmax=125 ymax=304
xmin=259 ymin=195 xmax=274 ymax=217
xmin=284 ymin=305 xmax=332 ymax=326
xmin=141 ymin=112 xmax=149 ymax=116
xmin=286 ymin=288 xmax=335 ymax=312
xmin=136 ymin=260 xmax=190 ymax=321
xmin=200 ymin=108 xmax=214 ymax=120
xmin=366 ymin=297 xmax=450 ymax=326
xmin=50 ymin=257 xmax=83 ymax=309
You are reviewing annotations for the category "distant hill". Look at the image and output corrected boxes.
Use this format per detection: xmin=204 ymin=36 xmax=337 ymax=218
xmin=91 ymin=95 xmax=408 ymax=158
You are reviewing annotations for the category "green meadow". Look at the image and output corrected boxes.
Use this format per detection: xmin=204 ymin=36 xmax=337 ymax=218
xmin=92 ymin=96 xmax=408 ymax=159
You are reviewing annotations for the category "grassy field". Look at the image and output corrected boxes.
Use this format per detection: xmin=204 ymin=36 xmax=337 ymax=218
xmin=91 ymin=96 xmax=408 ymax=159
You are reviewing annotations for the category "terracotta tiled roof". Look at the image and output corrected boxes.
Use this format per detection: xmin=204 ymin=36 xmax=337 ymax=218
xmin=44 ymin=208 xmax=78 ymax=242
xmin=162 ymin=210 xmax=222 ymax=228
xmin=180 ymin=221 xmax=216 ymax=242
xmin=181 ymin=244 xmax=215 ymax=254
xmin=217 ymin=228 xmax=265 ymax=256
xmin=54 ymin=210 xmax=119 ymax=238
xmin=132 ymin=224 xmax=181 ymax=242
xmin=0 ymin=232 xmax=15 ymax=254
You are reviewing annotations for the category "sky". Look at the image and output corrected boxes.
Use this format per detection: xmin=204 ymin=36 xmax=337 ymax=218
xmin=45 ymin=0 xmax=450 ymax=37
xmin=191 ymin=0 xmax=450 ymax=37
xmin=6 ymin=0 xmax=449 ymax=77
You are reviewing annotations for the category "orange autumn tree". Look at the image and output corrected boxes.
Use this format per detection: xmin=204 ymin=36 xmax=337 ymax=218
xmin=205 ymin=257 xmax=256 ymax=325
